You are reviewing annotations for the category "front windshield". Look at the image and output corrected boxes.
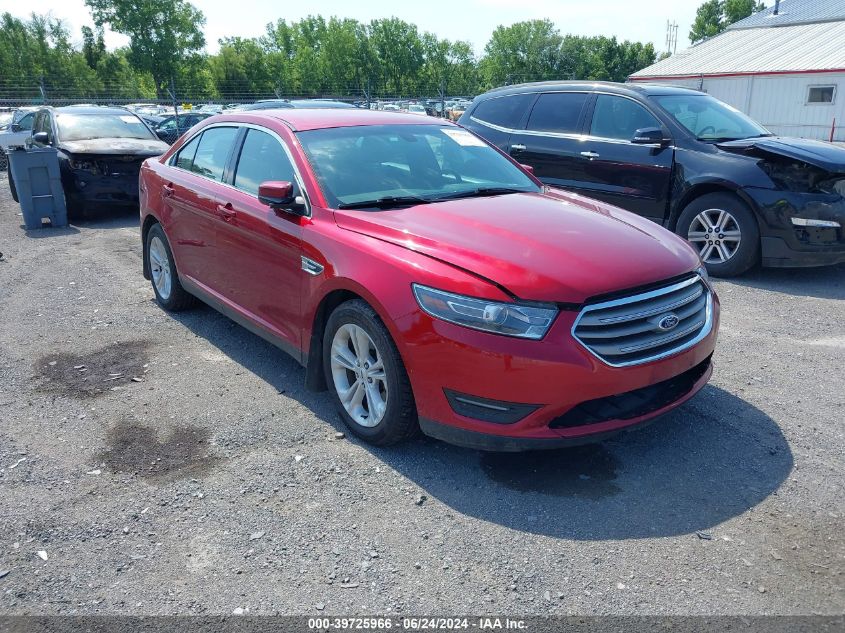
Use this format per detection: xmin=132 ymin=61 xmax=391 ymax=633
xmin=297 ymin=124 xmax=540 ymax=208
xmin=654 ymin=94 xmax=769 ymax=141
xmin=56 ymin=113 xmax=157 ymax=142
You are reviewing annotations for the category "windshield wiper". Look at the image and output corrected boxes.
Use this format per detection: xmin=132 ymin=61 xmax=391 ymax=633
xmin=700 ymin=134 xmax=773 ymax=142
xmin=337 ymin=195 xmax=433 ymax=210
xmin=435 ymin=187 xmax=529 ymax=201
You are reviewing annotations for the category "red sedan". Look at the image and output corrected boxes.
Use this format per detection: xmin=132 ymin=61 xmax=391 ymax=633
xmin=139 ymin=109 xmax=719 ymax=450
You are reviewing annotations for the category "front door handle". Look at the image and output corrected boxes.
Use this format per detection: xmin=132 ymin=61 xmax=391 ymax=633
xmin=217 ymin=202 xmax=236 ymax=221
xmin=511 ymin=143 xmax=527 ymax=151
xmin=580 ymin=151 xmax=600 ymax=159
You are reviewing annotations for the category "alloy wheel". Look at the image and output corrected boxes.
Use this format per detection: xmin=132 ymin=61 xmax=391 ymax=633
xmin=148 ymin=235 xmax=173 ymax=301
xmin=330 ymin=323 xmax=388 ymax=427
xmin=687 ymin=208 xmax=742 ymax=264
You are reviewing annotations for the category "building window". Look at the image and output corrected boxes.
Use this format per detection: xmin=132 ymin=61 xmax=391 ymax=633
xmin=807 ymin=86 xmax=835 ymax=104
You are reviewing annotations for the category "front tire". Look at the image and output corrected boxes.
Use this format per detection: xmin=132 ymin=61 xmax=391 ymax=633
xmin=323 ymin=299 xmax=418 ymax=446
xmin=144 ymin=223 xmax=197 ymax=311
xmin=676 ymin=192 xmax=759 ymax=277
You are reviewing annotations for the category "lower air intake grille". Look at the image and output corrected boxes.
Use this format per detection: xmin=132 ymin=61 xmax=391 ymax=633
xmin=572 ymin=275 xmax=713 ymax=367
xmin=549 ymin=356 xmax=712 ymax=428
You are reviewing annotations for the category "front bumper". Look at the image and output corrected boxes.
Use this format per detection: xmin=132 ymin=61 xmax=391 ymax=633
xmin=396 ymin=291 xmax=720 ymax=451
xmin=420 ymin=357 xmax=712 ymax=451
xmin=65 ymin=173 xmax=141 ymax=208
xmin=743 ymin=187 xmax=845 ymax=267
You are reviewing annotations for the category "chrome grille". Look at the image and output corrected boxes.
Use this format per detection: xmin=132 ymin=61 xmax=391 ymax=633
xmin=572 ymin=275 xmax=713 ymax=367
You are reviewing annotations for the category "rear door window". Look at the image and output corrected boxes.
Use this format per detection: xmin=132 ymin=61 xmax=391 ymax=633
xmin=471 ymin=94 xmax=533 ymax=129
xmin=174 ymin=134 xmax=201 ymax=171
xmin=190 ymin=127 xmax=238 ymax=181
xmin=233 ymin=129 xmax=295 ymax=196
xmin=525 ymin=92 xmax=588 ymax=134
xmin=590 ymin=95 xmax=660 ymax=141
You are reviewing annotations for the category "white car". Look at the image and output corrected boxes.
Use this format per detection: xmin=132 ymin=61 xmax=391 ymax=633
xmin=407 ymin=104 xmax=428 ymax=116
xmin=0 ymin=108 xmax=39 ymax=169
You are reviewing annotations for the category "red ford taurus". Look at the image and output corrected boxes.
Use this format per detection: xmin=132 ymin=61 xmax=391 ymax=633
xmin=139 ymin=109 xmax=719 ymax=450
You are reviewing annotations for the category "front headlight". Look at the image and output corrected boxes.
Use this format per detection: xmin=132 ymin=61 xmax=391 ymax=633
xmin=412 ymin=284 xmax=558 ymax=340
xmin=68 ymin=158 xmax=96 ymax=172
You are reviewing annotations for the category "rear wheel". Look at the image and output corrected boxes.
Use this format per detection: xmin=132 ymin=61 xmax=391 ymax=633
xmin=144 ymin=223 xmax=197 ymax=311
xmin=676 ymin=192 xmax=759 ymax=277
xmin=323 ymin=299 xmax=418 ymax=446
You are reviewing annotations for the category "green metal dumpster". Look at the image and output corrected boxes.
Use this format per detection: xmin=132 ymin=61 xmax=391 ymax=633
xmin=7 ymin=146 xmax=67 ymax=230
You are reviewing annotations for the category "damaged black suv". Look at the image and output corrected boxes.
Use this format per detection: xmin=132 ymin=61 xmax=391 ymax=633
xmin=10 ymin=106 xmax=169 ymax=218
xmin=460 ymin=82 xmax=845 ymax=276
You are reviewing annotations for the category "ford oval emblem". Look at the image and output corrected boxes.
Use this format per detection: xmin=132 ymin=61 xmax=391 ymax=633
xmin=657 ymin=313 xmax=680 ymax=331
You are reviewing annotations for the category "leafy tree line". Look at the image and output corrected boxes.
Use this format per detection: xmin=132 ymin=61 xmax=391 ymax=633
xmin=0 ymin=1 xmax=658 ymax=102
xmin=689 ymin=0 xmax=765 ymax=44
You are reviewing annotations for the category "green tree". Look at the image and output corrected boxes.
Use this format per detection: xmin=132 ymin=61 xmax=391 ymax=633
xmin=261 ymin=19 xmax=296 ymax=94
xmin=84 ymin=0 xmax=206 ymax=97
xmin=724 ymin=0 xmax=766 ymax=24
xmin=689 ymin=0 xmax=724 ymax=43
xmin=320 ymin=18 xmax=374 ymax=96
xmin=421 ymin=36 xmax=479 ymax=96
xmin=210 ymin=37 xmax=275 ymax=99
xmin=690 ymin=0 xmax=765 ymax=44
xmin=81 ymin=25 xmax=105 ymax=69
xmin=369 ymin=18 xmax=424 ymax=95
xmin=481 ymin=20 xmax=562 ymax=87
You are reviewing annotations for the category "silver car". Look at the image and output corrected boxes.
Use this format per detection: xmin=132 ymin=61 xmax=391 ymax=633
xmin=0 ymin=108 xmax=39 ymax=170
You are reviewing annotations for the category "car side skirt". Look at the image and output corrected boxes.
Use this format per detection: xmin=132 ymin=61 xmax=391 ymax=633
xmin=180 ymin=276 xmax=306 ymax=367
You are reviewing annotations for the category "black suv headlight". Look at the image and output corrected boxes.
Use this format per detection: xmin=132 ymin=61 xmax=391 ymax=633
xmin=760 ymin=159 xmax=841 ymax=195
xmin=68 ymin=158 xmax=96 ymax=172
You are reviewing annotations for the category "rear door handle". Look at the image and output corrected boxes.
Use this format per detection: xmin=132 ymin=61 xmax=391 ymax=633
xmin=511 ymin=144 xmax=527 ymax=151
xmin=217 ymin=202 xmax=236 ymax=221
xmin=162 ymin=183 xmax=174 ymax=198
xmin=580 ymin=151 xmax=600 ymax=159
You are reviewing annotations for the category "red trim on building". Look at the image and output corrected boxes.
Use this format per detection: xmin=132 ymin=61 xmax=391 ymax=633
xmin=630 ymin=68 xmax=845 ymax=81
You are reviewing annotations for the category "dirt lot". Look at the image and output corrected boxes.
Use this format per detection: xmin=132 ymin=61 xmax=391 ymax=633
xmin=0 ymin=170 xmax=842 ymax=616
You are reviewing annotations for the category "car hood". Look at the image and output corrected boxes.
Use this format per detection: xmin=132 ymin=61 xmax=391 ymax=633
xmin=59 ymin=137 xmax=169 ymax=156
xmin=334 ymin=189 xmax=700 ymax=304
xmin=718 ymin=136 xmax=845 ymax=173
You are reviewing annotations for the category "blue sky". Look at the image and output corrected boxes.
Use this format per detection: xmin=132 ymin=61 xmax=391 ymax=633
xmin=16 ymin=0 xmax=713 ymax=55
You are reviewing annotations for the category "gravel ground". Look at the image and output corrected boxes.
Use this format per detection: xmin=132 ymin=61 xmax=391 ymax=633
xmin=0 ymin=170 xmax=842 ymax=617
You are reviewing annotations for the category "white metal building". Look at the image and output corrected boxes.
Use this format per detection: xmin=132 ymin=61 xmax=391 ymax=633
xmin=629 ymin=0 xmax=845 ymax=141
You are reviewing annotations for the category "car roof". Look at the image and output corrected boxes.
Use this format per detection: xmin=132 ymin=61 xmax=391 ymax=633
xmin=50 ymin=106 xmax=136 ymax=116
xmin=288 ymin=100 xmax=355 ymax=109
xmin=215 ymin=108 xmax=454 ymax=132
xmin=479 ymin=80 xmax=703 ymax=99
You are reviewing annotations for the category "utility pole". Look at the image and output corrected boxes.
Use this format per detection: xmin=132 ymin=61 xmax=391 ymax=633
xmin=666 ymin=20 xmax=678 ymax=55
xmin=439 ymin=78 xmax=446 ymax=119
xmin=168 ymin=77 xmax=180 ymax=137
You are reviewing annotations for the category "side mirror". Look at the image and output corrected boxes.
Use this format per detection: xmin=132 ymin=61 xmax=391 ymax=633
xmin=32 ymin=131 xmax=50 ymax=145
xmin=258 ymin=181 xmax=305 ymax=215
xmin=9 ymin=124 xmax=20 ymax=133
xmin=520 ymin=163 xmax=535 ymax=175
xmin=631 ymin=127 xmax=668 ymax=145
